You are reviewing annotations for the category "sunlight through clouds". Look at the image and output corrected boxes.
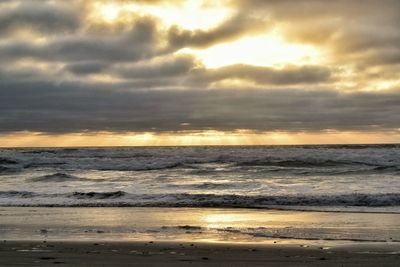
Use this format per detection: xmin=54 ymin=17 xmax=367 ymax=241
xmin=0 ymin=0 xmax=399 ymax=145
xmin=90 ymin=0 xmax=232 ymax=30
xmin=179 ymin=31 xmax=323 ymax=68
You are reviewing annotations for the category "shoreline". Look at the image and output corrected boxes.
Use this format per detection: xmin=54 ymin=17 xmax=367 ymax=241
xmin=1 ymin=205 xmax=398 ymax=214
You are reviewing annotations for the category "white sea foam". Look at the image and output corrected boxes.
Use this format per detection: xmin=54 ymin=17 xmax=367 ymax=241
xmin=0 ymin=145 xmax=399 ymax=210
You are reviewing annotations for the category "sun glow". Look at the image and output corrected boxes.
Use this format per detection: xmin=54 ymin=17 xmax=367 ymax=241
xmin=180 ymin=32 xmax=323 ymax=68
xmin=89 ymin=1 xmax=321 ymax=68
xmin=95 ymin=3 xmax=120 ymax=22
xmin=91 ymin=1 xmax=232 ymax=30
xmin=1 ymin=131 xmax=400 ymax=147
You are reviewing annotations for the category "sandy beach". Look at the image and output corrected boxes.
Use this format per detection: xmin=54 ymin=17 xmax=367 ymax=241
xmin=1 ymin=207 xmax=400 ymax=266
xmin=1 ymin=240 xmax=400 ymax=266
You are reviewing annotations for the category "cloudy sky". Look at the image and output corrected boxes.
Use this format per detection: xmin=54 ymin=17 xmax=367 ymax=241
xmin=1 ymin=0 xmax=400 ymax=146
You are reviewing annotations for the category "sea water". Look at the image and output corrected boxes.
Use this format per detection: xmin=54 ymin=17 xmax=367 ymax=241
xmin=0 ymin=145 xmax=399 ymax=212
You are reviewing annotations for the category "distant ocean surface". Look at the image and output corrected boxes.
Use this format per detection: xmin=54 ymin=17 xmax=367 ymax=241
xmin=1 ymin=145 xmax=400 ymax=212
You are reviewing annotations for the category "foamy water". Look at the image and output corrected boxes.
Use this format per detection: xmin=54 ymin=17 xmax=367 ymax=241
xmin=1 ymin=145 xmax=400 ymax=211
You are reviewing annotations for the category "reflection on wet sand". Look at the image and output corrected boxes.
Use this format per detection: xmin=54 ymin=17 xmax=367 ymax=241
xmin=1 ymin=207 xmax=399 ymax=245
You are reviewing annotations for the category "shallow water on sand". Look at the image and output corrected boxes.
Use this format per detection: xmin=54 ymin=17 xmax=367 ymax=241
xmin=1 ymin=207 xmax=399 ymax=244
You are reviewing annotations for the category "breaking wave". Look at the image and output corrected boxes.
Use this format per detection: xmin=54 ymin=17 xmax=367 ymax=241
xmin=70 ymin=191 xmax=126 ymax=199
xmin=0 ymin=191 xmax=36 ymax=198
xmin=0 ymin=157 xmax=18 ymax=164
xmin=1 ymin=145 xmax=400 ymax=211
xmin=236 ymin=159 xmax=356 ymax=167
xmin=1 ymin=192 xmax=400 ymax=209
xmin=98 ymin=162 xmax=183 ymax=171
xmin=30 ymin=173 xmax=86 ymax=182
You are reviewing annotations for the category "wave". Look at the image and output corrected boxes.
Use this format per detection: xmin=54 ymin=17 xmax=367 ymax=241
xmin=68 ymin=161 xmax=400 ymax=174
xmin=9 ymin=145 xmax=400 ymax=175
xmin=23 ymin=162 xmax=66 ymax=169
xmin=0 ymin=157 xmax=18 ymax=164
xmin=311 ymin=144 xmax=400 ymax=149
xmin=0 ymin=191 xmax=36 ymax=198
xmin=30 ymin=173 xmax=87 ymax=182
xmin=373 ymin=165 xmax=400 ymax=172
xmin=0 ymin=165 xmax=11 ymax=173
xmin=98 ymin=162 xmax=183 ymax=171
xmin=236 ymin=159 xmax=372 ymax=168
xmin=193 ymin=182 xmax=240 ymax=190
xmin=166 ymin=182 xmax=259 ymax=190
xmin=120 ymin=193 xmax=400 ymax=208
xmin=1 ymin=192 xmax=400 ymax=208
xmin=0 ymin=165 xmax=21 ymax=174
xmin=70 ymin=191 xmax=126 ymax=199
xmin=21 ymin=149 xmax=57 ymax=154
xmin=0 ymin=157 xmax=20 ymax=174
xmin=233 ymin=159 xmax=400 ymax=175
xmin=18 ymin=159 xmax=400 ymax=175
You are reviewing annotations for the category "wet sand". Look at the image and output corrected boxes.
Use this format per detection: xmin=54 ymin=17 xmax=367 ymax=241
xmin=1 ymin=207 xmax=400 ymax=266
xmin=1 ymin=240 xmax=400 ymax=266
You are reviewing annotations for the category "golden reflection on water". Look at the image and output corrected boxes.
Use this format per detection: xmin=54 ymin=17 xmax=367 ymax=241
xmin=202 ymin=210 xmax=317 ymax=229
xmin=69 ymin=207 xmax=329 ymax=229
xmin=2 ymin=207 xmax=400 ymax=244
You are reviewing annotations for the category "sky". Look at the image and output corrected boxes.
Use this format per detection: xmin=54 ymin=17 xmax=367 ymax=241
xmin=1 ymin=0 xmax=400 ymax=146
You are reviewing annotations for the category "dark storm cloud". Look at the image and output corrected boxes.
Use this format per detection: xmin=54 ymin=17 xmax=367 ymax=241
xmin=110 ymin=55 xmax=198 ymax=79
xmin=0 ymin=1 xmax=80 ymax=35
xmin=0 ymin=8 xmax=265 ymax=64
xmin=66 ymin=58 xmax=332 ymax=86
xmin=167 ymin=13 xmax=269 ymax=49
xmin=1 ymin=80 xmax=400 ymax=133
xmin=64 ymin=62 xmax=110 ymax=75
xmin=0 ymin=15 xmax=160 ymax=63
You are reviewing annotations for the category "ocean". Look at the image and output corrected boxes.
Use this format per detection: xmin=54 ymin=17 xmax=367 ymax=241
xmin=1 ymin=145 xmax=399 ymax=212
